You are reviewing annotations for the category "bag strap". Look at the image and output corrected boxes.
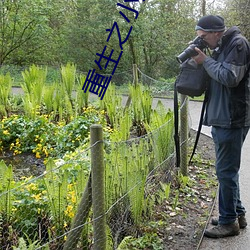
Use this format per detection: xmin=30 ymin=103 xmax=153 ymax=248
xmin=174 ymin=80 xmax=208 ymax=168
xmin=188 ymin=91 xmax=208 ymax=164
xmin=174 ymin=80 xmax=180 ymax=168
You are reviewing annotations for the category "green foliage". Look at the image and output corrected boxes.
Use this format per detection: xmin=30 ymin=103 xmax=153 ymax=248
xmin=0 ymin=73 xmax=12 ymax=117
xmin=0 ymin=0 xmax=227 ymax=81
xmin=117 ymin=233 xmax=163 ymax=250
xmin=76 ymin=74 xmax=89 ymax=113
xmin=0 ymin=75 xmax=179 ymax=248
xmin=0 ymin=109 xmax=103 ymax=157
xmin=21 ymin=65 xmax=47 ymax=118
xmin=129 ymin=83 xmax=153 ymax=131
xmin=43 ymin=85 xmax=55 ymax=113
xmin=43 ymin=159 xmax=69 ymax=229
xmin=158 ymin=182 xmax=171 ymax=203
xmin=105 ymin=136 xmax=153 ymax=227
xmin=61 ymin=63 xmax=76 ymax=101
xmin=12 ymin=177 xmax=48 ymax=240
xmin=13 ymin=235 xmax=46 ymax=250
xmin=145 ymin=100 xmax=175 ymax=163
xmin=0 ymin=0 xmax=52 ymax=65
xmin=100 ymin=84 xmax=123 ymax=129
xmin=0 ymin=161 xmax=14 ymax=222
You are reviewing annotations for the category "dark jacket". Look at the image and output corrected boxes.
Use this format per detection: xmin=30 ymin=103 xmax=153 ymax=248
xmin=203 ymin=26 xmax=250 ymax=128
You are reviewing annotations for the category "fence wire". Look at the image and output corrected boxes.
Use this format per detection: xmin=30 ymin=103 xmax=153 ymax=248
xmin=0 ymin=68 xmax=192 ymax=249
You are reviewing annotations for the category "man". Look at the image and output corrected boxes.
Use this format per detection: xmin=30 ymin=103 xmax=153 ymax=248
xmin=192 ymin=15 xmax=250 ymax=238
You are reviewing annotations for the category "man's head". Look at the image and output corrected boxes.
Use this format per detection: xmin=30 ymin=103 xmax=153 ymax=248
xmin=195 ymin=15 xmax=225 ymax=49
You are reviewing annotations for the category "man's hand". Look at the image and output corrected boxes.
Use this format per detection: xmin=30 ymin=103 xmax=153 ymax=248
xmin=192 ymin=47 xmax=207 ymax=64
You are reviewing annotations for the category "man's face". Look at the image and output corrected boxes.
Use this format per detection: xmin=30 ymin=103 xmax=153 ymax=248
xmin=196 ymin=30 xmax=222 ymax=49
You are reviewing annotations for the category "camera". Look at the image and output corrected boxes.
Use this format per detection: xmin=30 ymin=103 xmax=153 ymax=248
xmin=176 ymin=36 xmax=208 ymax=64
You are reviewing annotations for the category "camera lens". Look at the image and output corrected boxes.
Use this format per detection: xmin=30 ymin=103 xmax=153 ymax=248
xmin=176 ymin=44 xmax=198 ymax=63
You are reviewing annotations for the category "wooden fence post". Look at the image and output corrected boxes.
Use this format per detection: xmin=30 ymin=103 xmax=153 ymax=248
xmin=133 ymin=64 xmax=138 ymax=86
xmin=91 ymin=124 xmax=106 ymax=250
xmin=125 ymin=64 xmax=138 ymax=109
xmin=63 ymin=175 xmax=92 ymax=250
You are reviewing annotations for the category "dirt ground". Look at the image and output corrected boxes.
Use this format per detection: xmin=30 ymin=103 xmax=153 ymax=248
xmin=159 ymin=130 xmax=217 ymax=250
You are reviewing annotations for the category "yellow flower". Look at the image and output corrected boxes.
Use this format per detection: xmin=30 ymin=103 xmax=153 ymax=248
xmin=71 ymin=195 xmax=76 ymax=204
xmin=10 ymin=143 xmax=14 ymax=150
xmin=42 ymin=147 xmax=49 ymax=157
xmin=3 ymin=130 xmax=9 ymax=135
xmin=36 ymin=152 xmax=41 ymax=158
xmin=32 ymin=193 xmax=42 ymax=201
xmin=12 ymin=207 xmax=17 ymax=212
xmin=65 ymin=205 xmax=74 ymax=218
xmin=26 ymin=183 xmax=37 ymax=191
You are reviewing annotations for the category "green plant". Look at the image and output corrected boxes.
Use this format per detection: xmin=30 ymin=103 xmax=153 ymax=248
xmin=178 ymin=173 xmax=191 ymax=189
xmin=12 ymin=177 xmax=49 ymax=241
xmin=43 ymin=84 xmax=55 ymax=114
xmin=0 ymin=161 xmax=15 ymax=222
xmin=105 ymin=136 xmax=153 ymax=239
xmin=157 ymin=182 xmax=171 ymax=204
xmin=100 ymin=83 xmax=123 ymax=128
xmin=51 ymin=80 xmax=74 ymax=122
xmin=129 ymin=83 xmax=153 ymax=128
xmin=117 ymin=233 xmax=163 ymax=250
xmin=60 ymin=63 xmax=76 ymax=103
xmin=21 ymin=65 xmax=47 ymax=118
xmin=144 ymin=100 xmax=174 ymax=163
xmin=43 ymin=159 xmax=69 ymax=223
xmin=0 ymin=73 xmax=12 ymax=117
xmin=13 ymin=233 xmax=49 ymax=250
xmin=172 ymin=190 xmax=180 ymax=210
xmin=76 ymin=74 xmax=89 ymax=115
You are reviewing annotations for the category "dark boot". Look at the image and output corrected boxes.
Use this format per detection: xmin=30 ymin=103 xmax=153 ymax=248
xmin=204 ymin=222 xmax=240 ymax=238
xmin=211 ymin=214 xmax=247 ymax=229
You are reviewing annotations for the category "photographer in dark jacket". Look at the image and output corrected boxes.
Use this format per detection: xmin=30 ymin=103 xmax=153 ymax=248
xmin=192 ymin=15 xmax=250 ymax=238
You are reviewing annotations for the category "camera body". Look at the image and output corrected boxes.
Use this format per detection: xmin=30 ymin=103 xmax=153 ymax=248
xmin=176 ymin=36 xmax=208 ymax=64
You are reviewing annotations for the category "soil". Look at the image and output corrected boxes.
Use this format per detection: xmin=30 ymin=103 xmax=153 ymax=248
xmin=0 ymin=152 xmax=45 ymax=180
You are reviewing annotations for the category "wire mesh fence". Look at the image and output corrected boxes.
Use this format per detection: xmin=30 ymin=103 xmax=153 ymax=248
xmin=0 ymin=119 xmax=189 ymax=249
xmin=0 ymin=65 xmax=191 ymax=249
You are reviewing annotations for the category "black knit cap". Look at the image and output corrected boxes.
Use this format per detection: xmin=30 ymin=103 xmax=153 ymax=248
xmin=195 ymin=15 xmax=225 ymax=32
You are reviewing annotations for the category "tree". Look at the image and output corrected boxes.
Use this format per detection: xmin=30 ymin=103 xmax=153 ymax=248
xmin=220 ymin=0 xmax=250 ymax=39
xmin=0 ymin=0 xmax=52 ymax=65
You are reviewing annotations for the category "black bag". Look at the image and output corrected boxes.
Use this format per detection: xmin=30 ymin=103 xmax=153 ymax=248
xmin=175 ymin=58 xmax=209 ymax=97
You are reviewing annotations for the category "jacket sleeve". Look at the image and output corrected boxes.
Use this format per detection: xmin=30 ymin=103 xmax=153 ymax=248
xmin=203 ymin=38 xmax=250 ymax=87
